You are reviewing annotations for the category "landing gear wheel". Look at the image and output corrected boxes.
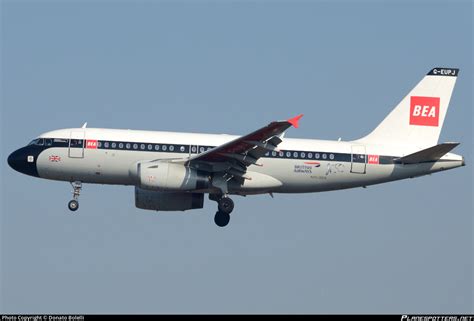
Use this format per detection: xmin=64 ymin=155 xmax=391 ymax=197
xmin=214 ymin=211 xmax=230 ymax=227
xmin=68 ymin=200 xmax=79 ymax=211
xmin=68 ymin=181 xmax=82 ymax=212
xmin=218 ymin=197 xmax=234 ymax=214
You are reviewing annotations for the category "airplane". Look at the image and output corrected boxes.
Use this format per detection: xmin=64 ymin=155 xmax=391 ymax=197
xmin=7 ymin=67 xmax=465 ymax=227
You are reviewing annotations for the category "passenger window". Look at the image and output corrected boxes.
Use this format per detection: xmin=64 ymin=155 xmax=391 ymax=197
xmin=162 ymin=145 xmax=167 ymax=151
xmin=180 ymin=146 xmax=185 ymax=152
xmin=169 ymin=145 xmax=175 ymax=152
xmin=322 ymin=154 xmax=327 ymax=159
xmin=301 ymin=152 xmax=306 ymax=158
xmin=279 ymin=151 xmax=284 ymax=157
xmin=286 ymin=152 xmax=291 ymax=158
xmin=329 ymin=154 xmax=334 ymax=160
xmin=293 ymin=152 xmax=298 ymax=158
xmin=155 ymin=145 xmax=160 ymax=151
xmin=148 ymin=144 xmax=152 ymax=150
xmin=119 ymin=143 xmax=124 ymax=149
xmin=104 ymin=142 xmax=110 ymax=148
xmin=126 ymin=143 xmax=131 ymax=149
xmin=70 ymin=139 xmax=82 ymax=147
xmin=308 ymin=153 xmax=313 ymax=159
xmin=272 ymin=151 xmax=277 ymax=157
xmin=315 ymin=153 xmax=320 ymax=159
xmin=133 ymin=144 xmax=138 ymax=149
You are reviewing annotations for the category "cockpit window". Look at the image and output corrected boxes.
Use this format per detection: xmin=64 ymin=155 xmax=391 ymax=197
xmin=45 ymin=139 xmax=52 ymax=146
xmin=28 ymin=138 xmax=44 ymax=146
xmin=53 ymin=138 xmax=69 ymax=147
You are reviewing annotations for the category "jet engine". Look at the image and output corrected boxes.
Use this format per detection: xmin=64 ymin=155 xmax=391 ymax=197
xmin=135 ymin=187 xmax=204 ymax=211
xmin=130 ymin=160 xmax=211 ymax=192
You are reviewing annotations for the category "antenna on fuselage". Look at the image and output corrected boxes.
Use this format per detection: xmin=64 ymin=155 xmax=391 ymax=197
xmin=82 ymin=122 xmax=88 ymax=128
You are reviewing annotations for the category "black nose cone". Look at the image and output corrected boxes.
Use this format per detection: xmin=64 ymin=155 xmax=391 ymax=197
xmin=8 ymin=149 xmax=21 ymax=172
xmin=7 ymin=147 xmax=39 ymax=177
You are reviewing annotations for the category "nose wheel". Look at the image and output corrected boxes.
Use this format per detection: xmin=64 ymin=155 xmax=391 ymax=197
xmin=68 ymin=181 xmax=82 ymax=212
xmin=68 ymin=199 xmax=79 ymax=211
xmin=210 ymin=195 xmax=234 ymax=227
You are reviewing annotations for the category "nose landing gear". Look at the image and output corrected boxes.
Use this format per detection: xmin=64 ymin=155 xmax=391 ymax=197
xmin=68 ymin=181 xmax=82 ymax=212
xmin=210 ymin=194 xmax=234 ymax=227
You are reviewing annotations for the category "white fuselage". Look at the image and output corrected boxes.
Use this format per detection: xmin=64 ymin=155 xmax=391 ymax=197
xmin=7 ymin=68 xmax=463 ymax=224
xmin=34 ymin=127 xmax=463 ymax=194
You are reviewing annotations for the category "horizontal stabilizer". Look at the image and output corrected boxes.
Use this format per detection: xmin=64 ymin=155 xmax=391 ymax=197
xmin=395 ymin=143 xmax=460 ymax=164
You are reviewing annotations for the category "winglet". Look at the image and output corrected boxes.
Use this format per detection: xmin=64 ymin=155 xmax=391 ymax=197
xmin=287 ymin=114 xmax=303 ymax=128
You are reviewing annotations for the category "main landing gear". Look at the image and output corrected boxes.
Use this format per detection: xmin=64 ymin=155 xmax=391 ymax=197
xmin=210 ymin=194 xmax=235 ymax=227
xmin=68 ymin=181 xmax=82 ymax=212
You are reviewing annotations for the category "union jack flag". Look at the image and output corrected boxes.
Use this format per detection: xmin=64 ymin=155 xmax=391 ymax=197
xmin=49 ymin=155 xmax=61 ymax=162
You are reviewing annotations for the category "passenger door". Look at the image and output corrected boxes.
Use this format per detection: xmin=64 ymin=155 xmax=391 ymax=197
xmin=69 ymin=131 xmax=85 ymax=158
xmin=351 ymin=145 xmax=366 ymax=174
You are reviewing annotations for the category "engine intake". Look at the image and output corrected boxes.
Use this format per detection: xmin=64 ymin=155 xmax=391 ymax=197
xmin=130 ymin=161 xmax=210 ymax=192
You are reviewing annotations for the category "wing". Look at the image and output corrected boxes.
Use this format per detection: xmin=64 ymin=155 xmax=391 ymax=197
xmin=183 ymin=114 xmax=303 ymax=179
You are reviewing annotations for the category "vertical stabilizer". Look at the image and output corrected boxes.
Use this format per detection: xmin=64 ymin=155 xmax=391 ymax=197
xmin=358 ymin=68 xmax=458 ymax=148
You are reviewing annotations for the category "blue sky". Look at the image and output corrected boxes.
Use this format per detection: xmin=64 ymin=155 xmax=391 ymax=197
xmin=1 ymin=0 xmax=472 ymax=314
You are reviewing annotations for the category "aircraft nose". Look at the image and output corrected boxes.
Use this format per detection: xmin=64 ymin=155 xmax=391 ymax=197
xmin=7 ymin=149 xmax=21 ymax=172
xmin=7 ymin=147 xmax=39 ymax=177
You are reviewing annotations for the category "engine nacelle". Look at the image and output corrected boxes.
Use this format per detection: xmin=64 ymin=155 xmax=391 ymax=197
xmin=130 ymin=161 xmax=210 ymax=192
xmin=135 ymin=187 xmax=204 ymax=211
